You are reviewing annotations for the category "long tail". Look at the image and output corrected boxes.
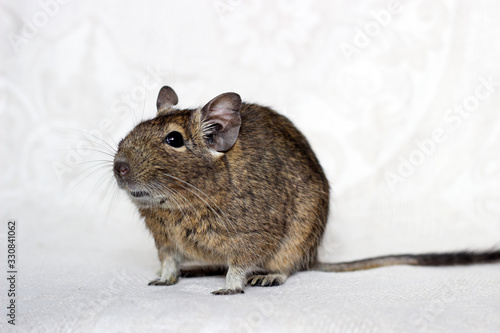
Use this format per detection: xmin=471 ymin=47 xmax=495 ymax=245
xmin=313 ymin=250 xmax=500 ymax=272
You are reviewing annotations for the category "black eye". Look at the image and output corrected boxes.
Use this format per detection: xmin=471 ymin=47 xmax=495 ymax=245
xmin=164 ymin=131 xmax=184 ymax=148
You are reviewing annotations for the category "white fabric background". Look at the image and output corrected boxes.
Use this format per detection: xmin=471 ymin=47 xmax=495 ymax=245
xmin=1 ymin=0 xmax=500 ymax=332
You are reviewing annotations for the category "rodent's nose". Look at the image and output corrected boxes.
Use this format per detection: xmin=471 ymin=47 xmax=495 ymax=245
xmin=114 ymin=161 xmax=130 ymax=177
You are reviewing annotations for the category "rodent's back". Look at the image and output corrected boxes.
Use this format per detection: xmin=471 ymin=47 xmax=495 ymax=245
xmin=237 ymin=103 xmax=328 ymax=198
xmin=225 ymin=103 xmax=330 ymax=272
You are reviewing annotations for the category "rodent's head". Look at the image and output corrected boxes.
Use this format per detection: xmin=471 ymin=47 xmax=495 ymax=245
xmin=113 ymin=86 xmax=241 ymax=208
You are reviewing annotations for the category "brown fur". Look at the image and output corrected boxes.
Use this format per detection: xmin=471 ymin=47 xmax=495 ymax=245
xmin=114 ymin=87 xmax=329 ymax=294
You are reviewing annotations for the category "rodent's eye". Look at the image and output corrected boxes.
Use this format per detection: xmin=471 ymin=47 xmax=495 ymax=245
xmin=164 ymin=131 xmax=184 ymax=148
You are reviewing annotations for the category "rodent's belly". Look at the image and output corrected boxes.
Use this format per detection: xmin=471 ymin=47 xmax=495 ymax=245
xmin=171 ymin=229 xmax=228 ymax=264
xmin=145 ymin=206 xmax=292 ymax=268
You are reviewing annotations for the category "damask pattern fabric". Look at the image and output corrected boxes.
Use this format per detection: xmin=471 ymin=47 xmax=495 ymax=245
xmin=1 ymin=0 xmax=500 ymax=332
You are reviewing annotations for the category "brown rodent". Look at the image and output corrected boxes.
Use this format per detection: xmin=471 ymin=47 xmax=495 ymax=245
xmin=114 ymin=86 xmax=500 ymax=295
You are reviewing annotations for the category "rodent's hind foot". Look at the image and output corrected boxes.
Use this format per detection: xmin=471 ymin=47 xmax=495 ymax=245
xmin=211 ymin=288 xmax=244 ymax=295
xmin=247 ymin=273 xmax=287 ymax=287
xmin=148 ymin=275 xmax=179 ymax=286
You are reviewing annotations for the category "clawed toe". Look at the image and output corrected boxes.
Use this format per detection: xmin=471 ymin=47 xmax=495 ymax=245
xmin=212 ymin=288 xmax=244 ymax=295
xmin=247 ymin=274 xmax=287 ymax=287
xmin=148 ymin=275 xmax=178 ymax=286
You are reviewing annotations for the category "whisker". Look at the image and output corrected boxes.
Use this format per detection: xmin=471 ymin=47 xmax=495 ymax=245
xmin=100 ymin=176 xmax=124 ymax=222
xmin=66 ymin=163 xmax=114 ymax=197
xmin=81 ymin=169 xmax=116 ymax=212
xmin=46 ymin=147 xmax=116 ymax=159
xmin=65 ymin=128 xmax=119 ymax=155
xmin=149 ymin=183 xmax=190 ymax=220
xmin=159 ymin=173 xmax=238 ymax=235
xmin=70 ymin=160 xmax=113 ymax=168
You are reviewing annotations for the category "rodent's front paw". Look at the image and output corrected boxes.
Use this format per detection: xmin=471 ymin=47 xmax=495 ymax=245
xmin=211 ymin=288 xmax=244 ymax=295
xmin=148 ymin=275 xmax=179 ymax=286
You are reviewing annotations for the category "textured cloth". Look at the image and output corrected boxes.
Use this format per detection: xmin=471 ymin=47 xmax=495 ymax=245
xmin=2 ymin=0 xmax=500 ymax=332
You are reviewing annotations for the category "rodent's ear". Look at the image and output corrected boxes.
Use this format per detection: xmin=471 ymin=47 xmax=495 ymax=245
xmin=156 ymin=86 xmax=179 ymax=115
xmin=201 ymin=92 xmax=242 ymax=152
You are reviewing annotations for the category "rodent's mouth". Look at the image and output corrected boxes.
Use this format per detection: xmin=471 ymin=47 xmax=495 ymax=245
xmin=130 ymin=190 xmax=151 ymax=198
